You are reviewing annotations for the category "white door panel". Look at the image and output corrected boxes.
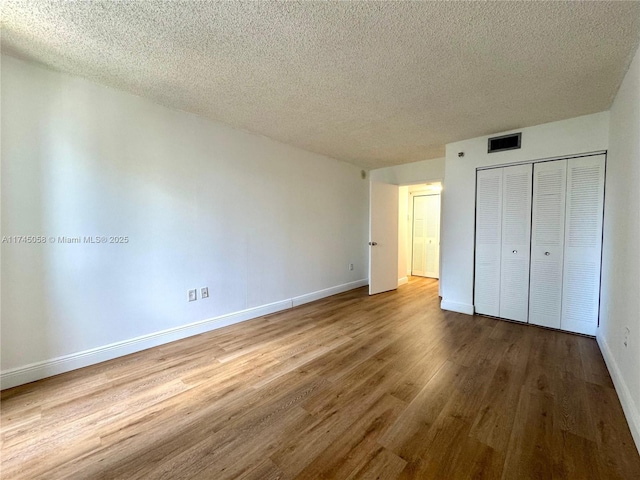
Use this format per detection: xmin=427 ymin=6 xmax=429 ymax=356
xmin=474 ymin=169 xmax=503 ymax=317
xmin=561 ymin=155 xmax=605 ymax=335
xmin=425 ymin=194 xmax=440 ymax=278
xmin=499 ymin=164 xmax=532 ymax=322
xmin=412 ymin=195 xmax=427 ymax=277
xmin=529 ymin=160 xmax=567 ymax=329
xmin=411 ymin=194 xmax=440 ymax=278
xmin=369 ymin=182 xmax=399 ymax=295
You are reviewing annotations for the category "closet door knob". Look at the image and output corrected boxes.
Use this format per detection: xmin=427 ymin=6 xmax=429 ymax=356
xmin=512 ymin=250 xmax=517 ymax=254
xmin=545 ymin=252 xmax=551 ymax=256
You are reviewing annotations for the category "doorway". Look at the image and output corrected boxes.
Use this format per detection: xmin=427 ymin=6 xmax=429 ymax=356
xmin=368 ymin=179 xmax=442 ymax=296
xmin=398 ymin=183 xmax=442 ymax=285
xmin=411 ymin=192 xmax=440 ymax=278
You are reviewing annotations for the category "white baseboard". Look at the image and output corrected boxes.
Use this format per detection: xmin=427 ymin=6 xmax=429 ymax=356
xmin=1 ymin=279 xmax=368 ymax=390
xmin=597 ymin=333 xmax=640 ymax=454
xmin=291 ymin=279 xmax=368 ymax=307
xmin=440 ymin=299 xmax=474 ymax=315
xmin=398 ymin=277 xmax=408 ymax=286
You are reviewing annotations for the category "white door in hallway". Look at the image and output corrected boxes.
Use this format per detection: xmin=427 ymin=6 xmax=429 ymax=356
xmin=369 ymin=181 xmax=399 ymax=295
xmin=411 ymin=194 xmax=440 ymax=278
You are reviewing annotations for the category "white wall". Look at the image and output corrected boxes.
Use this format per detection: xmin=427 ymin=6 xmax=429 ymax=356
xmin=440 ymin=112 xmax=609 ymax=314
xmin=598 ymin=45 xmax=640 ymax=452
xmin=370 ymin=157 xmax=444 ymax=185
xmin=0 ymin=55 xmax=369 ymax=388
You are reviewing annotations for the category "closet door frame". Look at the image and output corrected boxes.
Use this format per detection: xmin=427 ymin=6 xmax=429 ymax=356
xmin=473 ymin=151 xmax=606 ymax=334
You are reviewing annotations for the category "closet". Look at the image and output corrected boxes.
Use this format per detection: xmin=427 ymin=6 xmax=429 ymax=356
xmin=474 ymin=154 xmax=605 ymax=336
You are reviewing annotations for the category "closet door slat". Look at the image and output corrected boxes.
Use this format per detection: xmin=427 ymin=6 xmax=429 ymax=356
xmin=561 ymin=155 xmax=605 ymax=335
xmin=529 ymin=160 xmax=567 ymax=329
xmin=474 ymin=168 xmax=503 ymax=317
xmin=499 ymin=164 xmax=533 ymax=322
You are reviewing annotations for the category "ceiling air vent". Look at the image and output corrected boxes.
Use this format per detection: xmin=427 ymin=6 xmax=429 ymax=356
xmin=488 ymin=133 xmax=521 ymax=153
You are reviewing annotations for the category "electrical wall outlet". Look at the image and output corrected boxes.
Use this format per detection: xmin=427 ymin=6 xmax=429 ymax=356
xmin=349 ymin=263 xmax=354 ymax=271
xmin=201 ymin=287 xmax=209 ymax=299
xmin=188 ymin=289 xmax=197 ymax=302
xmin=624 ymin=327 xmax=630 ymax=347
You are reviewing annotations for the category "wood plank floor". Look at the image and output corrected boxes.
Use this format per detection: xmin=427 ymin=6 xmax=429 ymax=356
xmin=2 ymin=277 xmax=639 ymax=479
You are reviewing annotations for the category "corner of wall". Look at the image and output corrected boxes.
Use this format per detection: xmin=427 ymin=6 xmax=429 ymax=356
xmin=597 ymin=41 xmax=640 ymax=455
xmin=597 ymin=333 xmax=640 ymax=454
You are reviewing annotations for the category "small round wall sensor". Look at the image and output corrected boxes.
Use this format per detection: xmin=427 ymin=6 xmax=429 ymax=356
xmin=458 ymin=152 xmax=465 ymax=158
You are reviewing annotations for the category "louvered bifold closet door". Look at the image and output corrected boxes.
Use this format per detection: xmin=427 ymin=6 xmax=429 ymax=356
xmin=474 ymin=169 xmax=503 ymax=317
xmin=529 ymin=160 xmax=567 ymax=329
xmin=499 ymin=164 xmax=532 ymax=322
xmin=561 ymin=155 xmax=605 ymax=335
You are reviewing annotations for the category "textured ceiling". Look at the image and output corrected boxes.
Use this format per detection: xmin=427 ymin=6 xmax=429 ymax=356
xmin=2 ymin=1 xmax=640 ymax=169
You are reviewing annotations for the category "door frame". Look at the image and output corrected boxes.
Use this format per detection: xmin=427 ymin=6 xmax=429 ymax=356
xmin=370 ymin=178 xmax=443 ymax=296
xmin=410 ymin=191 xmax=441 ymax=279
